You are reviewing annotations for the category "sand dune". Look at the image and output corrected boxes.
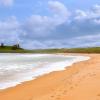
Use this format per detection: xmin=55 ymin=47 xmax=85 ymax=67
xmin=0 ymin=53 xmax=100 ymax=100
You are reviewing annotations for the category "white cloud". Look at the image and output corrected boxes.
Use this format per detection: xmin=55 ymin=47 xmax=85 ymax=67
xmin=69 ymin=34 xmax=100 ymax=47
xmin=92 ymin=4 xmax=100 ymax=14
xmin=48 ymin=0 xmax=69 ymax=23
xmin=21 ymin=34 xmax=100 ymax=49
xmin=75 ymin=10 xmax=87 ymax=20
xmin=0 ymin=2 xmax=100 ymax=49
xmin=0 ymin=0 xmax=13 ymax=6
xmin=0 ymin=16 xmax=19 ymax=31
xmin=0 ymin=16 xmax=20 ymax=44
xmin=75 ymin=4 xmax=100 ymax=20
xmin=21 ymin=1 xmax=69 ymax=39
xmin=23 ymin=2 xmax=100 ymax=49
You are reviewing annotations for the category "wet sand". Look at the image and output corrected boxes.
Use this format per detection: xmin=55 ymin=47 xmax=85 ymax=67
xmin=0 ymin=53 xmax=100 ymax=100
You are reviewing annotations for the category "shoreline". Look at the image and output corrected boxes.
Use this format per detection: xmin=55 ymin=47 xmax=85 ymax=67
xmin=0 ymin=53 xmax=100 ymax=100
xmin=0 ymin=54 xmax=89 ymax=90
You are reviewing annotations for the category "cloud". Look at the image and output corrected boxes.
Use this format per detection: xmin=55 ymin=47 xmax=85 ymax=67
xmin=0 ymin=16 xmax=20 ymax=44
xmin=0 ymin=16 xmax=19 ymax=32
xmin=20 ymin=1 xmax=70 ymax=40
xmin=21 ymin=34 xmax=100 ymax=49
xmin=21 ymin=3 xmax=100 ymax=49
xmin=75 ymin=4 xmax=100 ymax=20
xmin=74 ymin=10 xmax=87 ymax=20
xmin=48 ymin=0 xmax=69 ymax=23
xmin=0 ymin=1 xmax=100 ymax=49
xmin=68 ymin=34 xmax=100 ymax=47
xmin=0 ymin=0 xmax=13 ymax=7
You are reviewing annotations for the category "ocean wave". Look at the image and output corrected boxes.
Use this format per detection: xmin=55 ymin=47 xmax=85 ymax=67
xmin=0 ymin=54 xmax=90 ymax=89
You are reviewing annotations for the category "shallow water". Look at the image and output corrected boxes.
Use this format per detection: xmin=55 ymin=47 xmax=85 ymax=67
xmin=0 ymin=53 xmax=89 ymax=89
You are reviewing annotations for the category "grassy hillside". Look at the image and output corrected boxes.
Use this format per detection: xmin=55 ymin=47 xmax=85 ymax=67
xmin=29 ymin=47 xmax=100 ymax=53
xmin=66 ymin=47 xmax=100 ymax=53
xmin=0 ymin=46 xmax=26 ymax=53
xmin=29 ymin=49 xmax=67 ymax=53
xmin=0 ymin=46 xmax=100 ymax=53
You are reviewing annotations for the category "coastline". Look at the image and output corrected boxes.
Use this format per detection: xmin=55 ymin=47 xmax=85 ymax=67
xmin=0 ymin=54 xmax=89 ymax=90
xmin=0 ymin=53 xmax=100 ymax=100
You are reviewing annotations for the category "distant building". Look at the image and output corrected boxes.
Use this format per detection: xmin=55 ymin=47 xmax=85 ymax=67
xmin=12 ymin=44 xmax=21 ymax=50
xmin=0 ymin=43 xmax=4 ymax=48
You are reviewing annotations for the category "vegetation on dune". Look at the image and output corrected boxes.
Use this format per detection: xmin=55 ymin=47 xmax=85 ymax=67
xmin=66 ymin=47 xmax=100 ymax=53
xmin=29 ymin=47 xmax=100 ymax=53
xmin=0 ymin=43 xmax=25 ymax=53
xmin=0 ymin=43 xmax=100 ymax=53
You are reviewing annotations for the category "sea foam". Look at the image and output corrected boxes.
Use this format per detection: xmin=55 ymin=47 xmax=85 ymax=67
xmin=0 ymin=54 xmax=90 ymax=89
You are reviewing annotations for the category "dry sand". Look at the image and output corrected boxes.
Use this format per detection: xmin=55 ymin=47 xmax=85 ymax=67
xmin=0 ymin=53 xmax=100 ymax=100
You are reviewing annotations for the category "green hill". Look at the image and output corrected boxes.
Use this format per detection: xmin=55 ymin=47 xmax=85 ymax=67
xmin=0 ymin=45 xmax=24 ymax=53
xmin=66 ymin=47 xmax=100 ymax=53
xmin=28 ymin=47 xmax=100 ymax=54
xmin=0 ymin=45 xmax=100 ymax=53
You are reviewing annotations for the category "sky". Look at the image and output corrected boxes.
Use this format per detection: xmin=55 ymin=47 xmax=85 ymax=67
xmin=0 ymin=0 xmax=100 ymax=49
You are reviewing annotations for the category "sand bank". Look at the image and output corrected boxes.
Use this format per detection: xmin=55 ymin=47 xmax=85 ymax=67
xmin=0 ymin=53 xmax=100 ymax=100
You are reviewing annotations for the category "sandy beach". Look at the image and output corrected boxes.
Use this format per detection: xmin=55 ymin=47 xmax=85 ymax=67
xmin=0 ymin=53 xmax=100 ymax=100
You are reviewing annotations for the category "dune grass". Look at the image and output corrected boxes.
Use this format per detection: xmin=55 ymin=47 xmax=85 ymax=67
xmin=30 ymin=47 xmax=100 ymax=53
xmin=0 ymin=46 xmax=100 ymax=53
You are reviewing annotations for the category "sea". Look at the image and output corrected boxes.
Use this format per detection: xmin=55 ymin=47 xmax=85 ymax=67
xmin=0 ymin=53 xmax=90 ymax=89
